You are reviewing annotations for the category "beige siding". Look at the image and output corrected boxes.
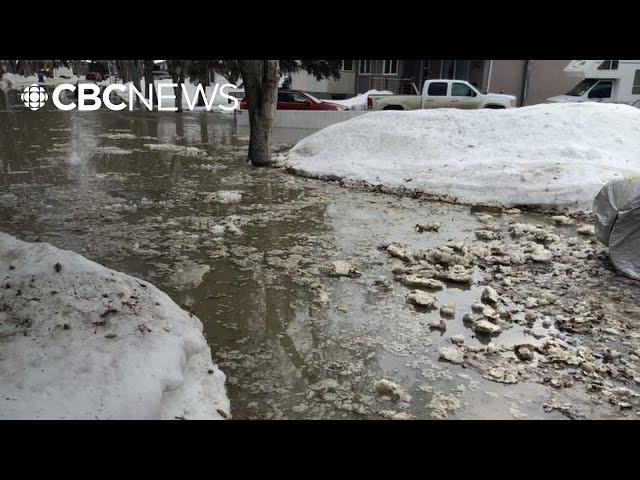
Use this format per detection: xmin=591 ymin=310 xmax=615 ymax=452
xmin=488 ymin=60 xmax=526 ymax=104
xmin=488 ymin=60 xmax=577 ymax=106
xmin=327 ymin=71 xmax=355 ymax=95
xmin=525 ymin=60 xmax=576 ymax=105
xmin=289 ymin=68 xmax=356 ymax=99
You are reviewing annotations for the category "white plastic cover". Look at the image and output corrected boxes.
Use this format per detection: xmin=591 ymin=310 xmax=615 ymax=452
xmin=593 ymin=176 xmax=640 ymax=280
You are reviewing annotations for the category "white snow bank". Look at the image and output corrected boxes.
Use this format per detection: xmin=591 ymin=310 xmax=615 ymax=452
xmin=0 ymin=232 xmax=229 ymax=420
xmin=287 ymin=103 xmax=640 ymax=210
xmin=2 ymin=73 xmax=79 ymax=89
xmin=2 ymin=73 xmax=37 ymax=88
xmin=328 ymin=89 xmax=393 ymax=111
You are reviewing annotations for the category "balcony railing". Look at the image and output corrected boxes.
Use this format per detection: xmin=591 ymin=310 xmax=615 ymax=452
xmin=361 ymin=76 xmax=420 ymax=95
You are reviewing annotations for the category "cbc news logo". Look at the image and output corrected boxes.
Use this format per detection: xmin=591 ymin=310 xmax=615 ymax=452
xmin=18 ymin=82 xmax=239 ymax=112
xmin=21 ymin=84 xmax=49 ymax=111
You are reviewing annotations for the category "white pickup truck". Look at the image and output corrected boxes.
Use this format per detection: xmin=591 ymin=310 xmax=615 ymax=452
xmin=367 ymin=79 xmax=516 ymax=110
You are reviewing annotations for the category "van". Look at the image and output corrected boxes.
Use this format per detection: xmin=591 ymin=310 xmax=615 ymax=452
xmin=547 ymin=60 xmax=640 ymax=105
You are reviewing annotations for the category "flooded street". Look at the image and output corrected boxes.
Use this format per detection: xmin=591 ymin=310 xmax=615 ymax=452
xmin=2 ymin=99 xmax=639 ymax=419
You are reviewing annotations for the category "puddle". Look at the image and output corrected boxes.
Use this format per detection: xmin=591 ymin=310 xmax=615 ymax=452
xmin=1 ymin=106 xmax=638 ymax=420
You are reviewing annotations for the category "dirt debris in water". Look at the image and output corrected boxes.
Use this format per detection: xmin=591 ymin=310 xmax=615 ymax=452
xmin=1 ymin=109 xmax=639 ymax=420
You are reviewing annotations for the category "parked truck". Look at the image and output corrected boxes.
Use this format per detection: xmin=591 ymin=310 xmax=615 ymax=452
xmin=367 ymin=79 xmax=516 ymax=111
xmin=546 ymin=60 xmax=640 ymax=105
xmin=367 ymin=82 xmax=422 ymax=110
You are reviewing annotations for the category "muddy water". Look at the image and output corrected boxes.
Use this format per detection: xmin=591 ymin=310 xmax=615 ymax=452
xmin=0 ymin=104 xmax=570 ymax=419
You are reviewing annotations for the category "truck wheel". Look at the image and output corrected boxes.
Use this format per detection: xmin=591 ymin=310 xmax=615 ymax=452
xmin=383 ymin=105 xmax=404 ymax=110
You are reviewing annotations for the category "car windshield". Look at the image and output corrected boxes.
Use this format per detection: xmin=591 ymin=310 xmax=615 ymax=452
xmin=566 ymin=79 xmax=598 ymax=96
xmin=304 ymin=93 xmax=322 ymax=104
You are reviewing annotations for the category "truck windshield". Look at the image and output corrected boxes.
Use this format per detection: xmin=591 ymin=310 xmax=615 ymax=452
xmin=566 ymin=79 xmax=598 ymax=96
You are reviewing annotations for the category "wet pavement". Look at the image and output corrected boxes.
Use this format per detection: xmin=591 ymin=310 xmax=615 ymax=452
xmin=1 ymin=96 xmax=639 ymax=419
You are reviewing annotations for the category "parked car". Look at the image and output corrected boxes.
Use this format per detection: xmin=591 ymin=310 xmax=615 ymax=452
xmin=74 ymin=72 xmax=103 ymax=99
xmin=546 ymin=60 xmax=640 ymax=105
xmin=85 ymin=72 xmax=102 ymax=82
xmin=240 ymin=89 xmax=345 ymax=111
xmin=367 ymin=79 xmax=516 ymax=110
xmin=153 ymin=70 xmax=172 ymax=80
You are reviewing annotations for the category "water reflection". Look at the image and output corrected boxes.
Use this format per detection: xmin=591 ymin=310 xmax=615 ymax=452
xmin=0 ymin=108 xmax=562 ymax=419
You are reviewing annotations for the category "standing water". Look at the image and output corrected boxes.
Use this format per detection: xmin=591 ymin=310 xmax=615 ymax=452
xmin=2 ymin=97 xmax=636 ymax=419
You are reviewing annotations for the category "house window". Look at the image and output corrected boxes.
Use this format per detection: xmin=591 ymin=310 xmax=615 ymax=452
xmin=359 ymin=60 xmax=371 ymax=75
xmin=442 ymin=60 xmax=455 ymax=78
xmin=383 ymin=60 xmax=398 ymax=75
xmin=441 ymin=60 xmax=470 ymax=81
xmin=598 ymin=60 xmax=619 ymax=70
xmin=454 ymin=60 xmax=470 ymax=80
xmin=633 ymin=70 xmax=640 ymax=95
xmin=341 ymin=60 xmax=353 ymax=72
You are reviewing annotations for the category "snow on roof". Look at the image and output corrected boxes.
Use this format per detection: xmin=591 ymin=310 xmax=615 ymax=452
xmin=286 ymin=102 xmax=640 ymax=211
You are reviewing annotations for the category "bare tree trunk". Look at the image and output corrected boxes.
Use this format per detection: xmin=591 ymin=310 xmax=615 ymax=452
xmin=115 ymin=60 xmax=129 ymax=83
xmin=130 ymin=60 xmax=141 ymax=110
xmin=143 ymin=60 xmax=157 ymax=108
xmin=176 ymin=70 xmax=184 ymax=113
xmin=170 ymin=62 xmax=184 ymax=113
xmin=196 ymin=61 xmax=211 ymax=107
xmin=239 ymin=60 xmax=279 ymax=167
xmin=203 ymin=60 xmax=211 ymax=87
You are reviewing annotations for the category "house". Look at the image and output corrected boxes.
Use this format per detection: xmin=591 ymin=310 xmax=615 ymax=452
xmin=356 ymin=60 xmax=578 ymax=106
xmin=290 ymin=60 xmax=578 ymax=106
xmin=354 ymin=60 xmax=430 ymax=95
xmin=286 ymin=60 xmax=356 ymax=99
xmin=479 ymin=60 xmax=578 ymax=106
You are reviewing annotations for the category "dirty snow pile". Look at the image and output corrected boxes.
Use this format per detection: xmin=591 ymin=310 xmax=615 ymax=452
xmin=287 ymin=103 xmax=640 ymax=210
xmin=213 ymin=190 xmax=242 ymax=204
xmin=0 ymin=232 xmax=229 ymax=420
xmin=328 ymin=89 xmax=393 ymax=111
xmin=143 ymin=143 xmax=211 ymax=159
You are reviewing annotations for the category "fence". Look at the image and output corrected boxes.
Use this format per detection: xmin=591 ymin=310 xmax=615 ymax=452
xmin=235 ymin=109 xmax=368 ymax=130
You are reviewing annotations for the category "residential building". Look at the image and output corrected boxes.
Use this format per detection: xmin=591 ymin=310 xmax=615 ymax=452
xmin=287 ymin=60 xmax=356 ymax=99
xmin=356 ymin=60 xmax=577 ymax=106
xmin=353 ymin=60 xmax=425 ymax=94
xmin=481 ymin=60 xmax=578 ymax=106
xmin=289 ymin=60 xmax=578 ymax=106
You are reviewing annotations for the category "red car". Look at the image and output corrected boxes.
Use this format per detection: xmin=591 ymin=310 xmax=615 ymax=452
xmin=85 ymin=72 xmax=103 ymax=82
xmin=240 ymin=89 xmax=345 ymax=111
